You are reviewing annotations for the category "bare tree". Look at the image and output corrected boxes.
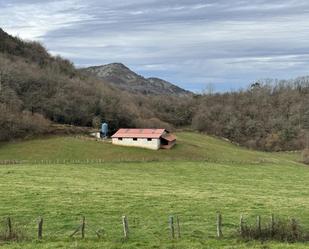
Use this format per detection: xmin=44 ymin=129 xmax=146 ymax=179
xmin=303 ymin=110 xmax=309 ymax=149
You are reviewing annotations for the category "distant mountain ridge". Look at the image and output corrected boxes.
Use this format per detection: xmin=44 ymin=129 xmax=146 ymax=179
xmin=83 ymin=63 xmax=191 ymax=95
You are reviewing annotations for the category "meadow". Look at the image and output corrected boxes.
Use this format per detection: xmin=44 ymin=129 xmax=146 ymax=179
xmin=0 ymin=132 xmax=308 ymax=248
xmin=0 ymin=132 xmax=299 ymax=163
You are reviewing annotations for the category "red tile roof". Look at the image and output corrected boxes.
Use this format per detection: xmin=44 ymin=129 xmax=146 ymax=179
xmin=161 ymin=133 xmax=176 ymax=142
xmin=111 ymin=128 xmax=166 ymax=139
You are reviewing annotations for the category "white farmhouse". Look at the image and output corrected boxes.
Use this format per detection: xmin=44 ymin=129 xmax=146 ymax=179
xmin=111 ymin=128 xmax=176 ymax=150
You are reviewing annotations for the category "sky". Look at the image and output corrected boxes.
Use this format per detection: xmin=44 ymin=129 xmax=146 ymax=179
xmin=1 ymin=0 xmax=309 ymax=92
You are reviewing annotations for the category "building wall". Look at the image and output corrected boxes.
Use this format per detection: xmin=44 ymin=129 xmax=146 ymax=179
xmin=112 ymin=137 xmax=161 ymax=150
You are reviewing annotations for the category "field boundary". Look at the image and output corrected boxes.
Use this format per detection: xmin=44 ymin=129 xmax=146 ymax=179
xmin=0 ymin=158 xmax=274 ymax=165
xmin=1 ymin=213 xmax=308 ymax=243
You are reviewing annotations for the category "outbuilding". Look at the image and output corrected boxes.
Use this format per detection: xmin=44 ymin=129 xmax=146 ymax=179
xmin=111 ymin=128 xmax=176 ymax=150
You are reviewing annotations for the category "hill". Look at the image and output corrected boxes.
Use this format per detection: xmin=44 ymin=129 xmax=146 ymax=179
xmin=0 ymin=28 xmax=194 ymax=142
xmin=83 ymin=63 xmax=191 ymax=95
xmin=0 ymin=28 xmax=75 ymax=75
xmin=0 ymin=132 xmax=307 ymax=249
xmin=0 ymin=132 xmax=299 ymax=164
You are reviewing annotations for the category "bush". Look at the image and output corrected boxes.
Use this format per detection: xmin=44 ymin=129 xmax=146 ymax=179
xmin=301 ymin=149 xmax=309 ymax=164
xmin=0 ymin=218 xmax=28 ymax=242
xmin=239 ymin=216 xmax=309 ymax=242
xmin=0 ymin=104 xmax=50 ymax=141
xmin=134 ymin=117 xmax=173 ymax=131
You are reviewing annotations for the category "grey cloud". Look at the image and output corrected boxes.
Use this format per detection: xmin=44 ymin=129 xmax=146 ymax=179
xmin=1 ymin=0 xmax=309 ymax=91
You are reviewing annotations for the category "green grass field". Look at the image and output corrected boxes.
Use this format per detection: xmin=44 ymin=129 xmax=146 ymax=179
xmin=0 ymin=132 xmax=300 ymax=163
xmin=0 ymin=132 xmax=308 ymax=248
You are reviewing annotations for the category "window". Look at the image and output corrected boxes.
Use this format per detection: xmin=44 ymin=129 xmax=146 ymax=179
xmin=133 ymin=138 xmax=137 ymax=141
xmin=147 ymin=138 xmax=152 ymax=141
xmin=118 ymin=138 xmax=122 ymax=141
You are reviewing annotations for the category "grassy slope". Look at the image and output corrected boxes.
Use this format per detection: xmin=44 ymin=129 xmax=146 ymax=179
xmin=0 ymin=132 xmax=307 ymax=249
xmin=0 ymin=132 xmax=300 ymax=164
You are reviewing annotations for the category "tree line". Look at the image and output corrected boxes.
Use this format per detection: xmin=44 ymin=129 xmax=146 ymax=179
xmin=193 ymin=81 xmax=309 ymax=151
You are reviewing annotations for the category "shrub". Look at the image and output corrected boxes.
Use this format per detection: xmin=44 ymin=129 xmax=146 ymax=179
xmin=0 ymin=218 xmax=28 ymax=242
xmin=239 ymin=216 xmax=309 ymax=242
xmin=0 ymin=104 xmax=50 ymax=141
xmin=301 ymin=149 xmax=309 ymax=164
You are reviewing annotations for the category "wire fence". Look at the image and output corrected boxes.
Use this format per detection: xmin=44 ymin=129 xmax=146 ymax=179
xmin=0 ymin=157 xmax=273 ymax=166
xmin=0 ymin=213 xmax=308 ymax=244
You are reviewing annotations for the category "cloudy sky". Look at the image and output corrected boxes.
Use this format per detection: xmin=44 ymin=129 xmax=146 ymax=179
xmin=1 ymin=0 xmax=309 ymax=92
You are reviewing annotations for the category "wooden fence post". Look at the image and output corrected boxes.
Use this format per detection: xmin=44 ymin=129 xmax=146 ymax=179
xmin=240 ymin=215 xmax=244 ymax=236
xmin=7 ymin=217 xmax=12 ymax=238
xmin=38 ymin=217 xmax=43 ymax=240
xmin=69 ymin=216 xmax=85 ymax=238
xmin=176 ymin=216 xmax=181 ymax=239
xmin=169 ymin=216 xmax=175 ymax=239
xmin=122 ymin=216 xmax=129 ymax=239
xmin=81 ymin=216 xmax=85 ymax=239
xmin=270 ymin=214 xmax=275 ymax=237
xmin=290 ymin=218 xmax=298 ymax=241
xmin=257 ymin=215 xmax=261 ymax=236
xmin=217 ymin=212 xmax=223 ymax=238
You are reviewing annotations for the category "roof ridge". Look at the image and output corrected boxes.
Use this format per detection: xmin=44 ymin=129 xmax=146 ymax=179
xmin=111 ymin=128 xmax=166 ymax=138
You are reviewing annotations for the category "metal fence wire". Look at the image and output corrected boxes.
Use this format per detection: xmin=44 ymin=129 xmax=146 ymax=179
xmin=0 ymin=214 xmax=308 ymax=243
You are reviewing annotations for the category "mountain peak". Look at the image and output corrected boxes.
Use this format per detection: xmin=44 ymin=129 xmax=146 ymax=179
xmin=83 ymin=63 xmax=191 ymax=96
xmin=107 ymin=62 xmax=128 ymax=68
xmin=94 ymin=62 xmax=129 ymax=70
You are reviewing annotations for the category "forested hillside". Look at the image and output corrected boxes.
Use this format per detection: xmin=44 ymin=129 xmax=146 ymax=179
xmin=1 ymin=28 xmax=309 ymax=152
xmin=193 ymin=81 xmax=309 ymax=151
xmin=0 ymin=28 xmax=191 ymax=141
